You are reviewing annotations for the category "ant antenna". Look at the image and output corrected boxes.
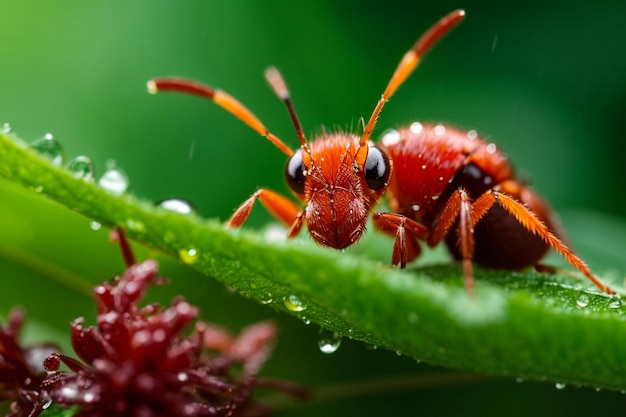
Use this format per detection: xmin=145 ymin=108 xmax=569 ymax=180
xmin=356 ymin=9 xmax=466 ymax=164
xmin=264 ymin=67 xmax=311 ymax=155
xmin=147 ymin=77 xmax=294 ymax=156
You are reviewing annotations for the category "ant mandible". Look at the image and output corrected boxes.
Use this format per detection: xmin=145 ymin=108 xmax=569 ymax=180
xmin=148 ymin=10 xmax=613 ymax=296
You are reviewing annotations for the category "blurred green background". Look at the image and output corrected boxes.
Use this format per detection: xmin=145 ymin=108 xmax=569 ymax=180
xmin=2 ymin=1 xmax=626 ymax=416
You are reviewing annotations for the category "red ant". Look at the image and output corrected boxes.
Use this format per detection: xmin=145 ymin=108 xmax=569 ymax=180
xmin=147 ymin=10 xmax=613 ymax=296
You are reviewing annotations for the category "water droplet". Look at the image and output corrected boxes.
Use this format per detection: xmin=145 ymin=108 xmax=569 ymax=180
xmin=283 ymin=294 xmax=307 ymax=312
xmin=60 ymin=385 xmax=79 ymax=399
xmin=381 ymin=129 xmax=401 ymax=146
xmin=576 ymin=294 xmax=590 ymax=308
xmin=411 ymin=204 xmax=420 ymax=212
xmin=467 ymin=129 xmax=478 ymax=140
xmin=609 ymin=296 xmax=622 ymax=309
xmin=263 ymin=223 xmax=287 ymax=243
xmin=98 ymin=161 xmax=129 ymax=195
xmin=410 ymin=122 xmax=423 ymax=134
xmin=555 ymin=382 xmax=566 ymax=390
xmin=89 ymin=221 xmax=102 ymax=231
xmin=179 ymin=247 xmax=199 ymax=264
xmin=83 ymin=391 xmax=96 ymax=403
xmin=317 ymin=329 xmax=341 ymax=354
xmin=125 ymin=219 xmax=146 ymax=233
xmin=158 ymin=198 xmax=196 ymax=215
xmin=146 ymin=80 xmax=158 ymax=94
xmin=434 ymin=124 xmax=446 ymax=136
xmin=1 ymin=122 xmax=11 ymax=133
xmin=30 ymin=133 xmax=64 ymax=166
xmin=66 ymin=156 xmax=95 ymax=181
xmin=486 ymin=143 xmax=497 ymax=154
xmin=261 ymin=293 xmax=273 ymax=304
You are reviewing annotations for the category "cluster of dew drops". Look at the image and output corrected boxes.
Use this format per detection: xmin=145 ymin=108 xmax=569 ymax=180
xmin=4 ymin=123 xmax=195 ymax=228
xmin=4 ymin=123 xmax=346 ymax=356
xmin=5 ymin=123 xmax=129 ymax=197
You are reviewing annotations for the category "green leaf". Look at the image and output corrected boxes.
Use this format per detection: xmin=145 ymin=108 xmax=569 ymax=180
xmin=1 ymin=130 xmax=625 ymax=391
xmin=40 ymin=405 xmax=80 ymax=417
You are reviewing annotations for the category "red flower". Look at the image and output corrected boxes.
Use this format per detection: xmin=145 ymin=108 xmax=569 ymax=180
xmin=0 ymin=308 xmax=56 ymax=417
xmin=39 ymin=229 xmax=306 ymax=416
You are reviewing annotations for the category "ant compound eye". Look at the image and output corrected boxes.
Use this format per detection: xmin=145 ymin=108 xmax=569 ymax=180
xmin=285 ymin=149 xmax=306 ymax=194
xmin=364 ymin=146 xmax=390 ymax=190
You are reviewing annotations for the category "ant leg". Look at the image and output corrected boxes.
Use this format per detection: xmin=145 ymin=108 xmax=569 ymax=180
xmin=428 ymin=188 xmax=477 ymax=295
xmin=469 ymin=183 xmax=614 ymax=294
xmin=373 ymin=212 xmax=429 ymax=267
xmin=228 ymin=189 xmax=304 ymax=237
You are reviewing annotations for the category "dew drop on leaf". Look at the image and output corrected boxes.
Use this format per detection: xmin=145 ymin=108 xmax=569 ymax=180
xmin=555 ymin=382 xmax=566 ymax=390
xmin=158 ymin=198 xmax=196 ymax=215
xmin=608 ymin=296 xmax=622 ymax=309
xmin=261 ymin=293 xmax=273 ymax=304
xmin=179 ymin=247 xmax=199 ymax=264
xmin=576 ymin=294 xmax=590 ymax=308
xmin=283 ymin=294 xmax=307 ymax=312
xmin=263 ymin=223 xmax=287 ymax=243
xmin=318 ymin=328 xmax=341 ymax=354
xmin=125 ymin=218 xmax=146 ymax=233
xmin=98 ymin=160 xmax=129 ymax=195
xmin=89 ymin=221 xmax=102 ymax=231
xmin=1 ymin=122 xmax=11 ymax=133
xmin=30 ymin=133 xmax=64 ymax=166
xmin=66 ymin=155 xmax=95 ymax=181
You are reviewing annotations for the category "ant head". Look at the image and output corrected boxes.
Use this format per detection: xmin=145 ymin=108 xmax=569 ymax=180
xmin=265 ymin=67 xmax=391 ymax=198
xmin=284 ymin=134 xmax=391 ymax=249
xmin=264 ymin=64 xmax=392 ymax=248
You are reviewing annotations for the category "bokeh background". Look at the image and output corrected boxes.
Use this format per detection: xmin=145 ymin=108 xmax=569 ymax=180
xmin=2 ymin=1 xmax=626 ymax=416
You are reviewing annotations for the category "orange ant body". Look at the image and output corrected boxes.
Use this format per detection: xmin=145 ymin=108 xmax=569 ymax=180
xmin=148 ymin=10 xmax=613 ymax=295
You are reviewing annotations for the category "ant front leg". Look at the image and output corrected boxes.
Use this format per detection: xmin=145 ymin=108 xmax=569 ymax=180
xmin=373 ymin=212 xmax=430 ymax=268
xmin=228 ymin=189 xmax=305 ymax=238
